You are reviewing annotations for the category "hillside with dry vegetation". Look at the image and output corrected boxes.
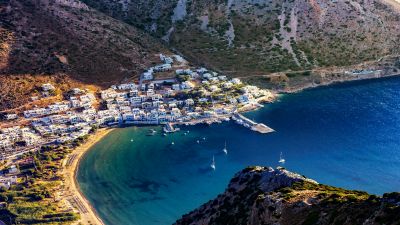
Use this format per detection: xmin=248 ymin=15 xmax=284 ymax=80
xmin=175 ymin=167 xmax=400 ymax=225
xmin=0 ymin=0 xmax=169 ymax=110
xmin=82 ymin=0 xmax=400 ymax=77
xmin=1 ymin=0 xmax=400 ymax=110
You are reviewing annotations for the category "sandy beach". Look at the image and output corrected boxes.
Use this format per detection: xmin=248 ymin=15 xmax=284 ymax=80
xmin=61 ymin=128 xmax=114 ymax=225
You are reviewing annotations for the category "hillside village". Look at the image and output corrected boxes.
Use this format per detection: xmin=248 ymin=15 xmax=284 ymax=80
xmin=0 ymin=53 xmax=275 ymax=189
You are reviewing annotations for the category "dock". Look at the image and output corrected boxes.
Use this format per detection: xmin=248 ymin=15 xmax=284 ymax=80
xmin=232 ymin=113 xmax=274 ymax=134
xmin=163 ymin=122 xmax=180 ymax=133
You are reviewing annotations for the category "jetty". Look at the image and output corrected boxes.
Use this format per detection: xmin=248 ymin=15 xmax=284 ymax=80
xmin=163 ymin=122 xmax=180 ymax=133
xmin=232 ymin=113 xmax=274 ymax=134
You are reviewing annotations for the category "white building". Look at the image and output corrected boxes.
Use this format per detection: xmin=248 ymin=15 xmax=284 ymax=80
xmin=231 ymin=78 xmax=242 ymax=84
xmin=196 ymin=68 xmax=208 ymax=74
xmin=185 ymin=99 xmax=194 ymax=106
xmin=143 ymin=69 xmax=154 ymax=80
xmin=209 ymin=85 xmax=220 ymax=92
xmin=223 ymin=82 xmax=233 ymax=89
xmin=4 ymin=114 xmax=18 ymax=120
xmin=153 ymin=64 xmax=172 ymax=72
xmin=100 ymin=89 xmax=118 ymax=100
xmin=0 ymin=176 xmax=17 ymax=189
xmin=160 ymin=54 xmax=174 ymax=64
xmin=23 ymin=108 xmax=47 ymax=118
xmin=176 ymin=69 xmax=193 ymax=75
xmin=218 ymin=75 xmax=227 ymax=81
xmin=202 ymin=73 xmax=213 ymax=79
xmin=118 ymin=83 xmax=138 ymax=90
xmin=181 ymin=81 xmax=195 ymax=90
xmin=238 ymin=94 xmax=253 ymax=103
xmin=41 ymin=83 xmax=55 ymax=91
xmin=172 ymin=84 xmax=181 ymax=91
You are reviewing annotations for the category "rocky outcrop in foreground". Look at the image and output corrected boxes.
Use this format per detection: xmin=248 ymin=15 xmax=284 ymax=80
xmin=175 ymin=166 xmax=400 ymax=225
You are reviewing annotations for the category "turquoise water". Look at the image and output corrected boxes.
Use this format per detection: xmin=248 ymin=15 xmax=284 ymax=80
xmin=78 ymin=77 xmax=400 ymax=225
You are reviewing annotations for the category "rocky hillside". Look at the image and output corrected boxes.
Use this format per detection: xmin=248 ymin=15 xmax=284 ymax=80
xmin=175 ymin=166 xmax=400 ymax=225
xmin=0 ymin=0 xmax=169 ymax=110
xmin=82 ymin=0 xmax=400 ymax=77
xmin=0 ymin=0 xmax=168 ymax=85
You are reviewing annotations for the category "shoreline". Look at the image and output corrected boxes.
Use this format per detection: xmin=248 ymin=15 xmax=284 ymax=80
xmin=281 ymin=72 xmax=400 ymax=94
xmin=62 ymin=128 xmax=114 ymax=225
xmin=66 ymin=72 xmax=400 ymax=224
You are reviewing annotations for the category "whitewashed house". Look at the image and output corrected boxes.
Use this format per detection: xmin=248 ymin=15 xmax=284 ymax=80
xmin=118 ymin=83 xmax=138 ymax=90
xmin=172 ymin=84 xmax=181 ymax=91
xmin=153 ymin=64 xmax=172 ymax=72
xmin=231 ymin=78 xmax=242 ymax=84
xmin=181 ymin=81 xmax=195 ymax=90
xmin=41 ymin=83 xmax=55 ymax=91
xmin=4 ymin=114 xmax=18 ymax=120
xmin=160 ymin=54 xmax=174 ymax=64
xmin=223 ymin=82 xmax=233 ymax=89
xmin=185 ymin=99 xmax=194 ymax=106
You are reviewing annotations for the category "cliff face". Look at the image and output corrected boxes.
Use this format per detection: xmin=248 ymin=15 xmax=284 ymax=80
xmin=175 ymin=166 xmax=400 ymax=225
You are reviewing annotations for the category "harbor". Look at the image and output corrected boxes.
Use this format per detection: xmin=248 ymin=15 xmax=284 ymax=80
xmin=232 ymin=113 xmax=275 ymax=134
xmin=165 ymin=113 xmax=274 ymax=134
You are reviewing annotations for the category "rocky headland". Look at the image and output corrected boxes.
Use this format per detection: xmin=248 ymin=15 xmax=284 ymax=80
xmin=175 ymin=166 xmax=400 ymax=225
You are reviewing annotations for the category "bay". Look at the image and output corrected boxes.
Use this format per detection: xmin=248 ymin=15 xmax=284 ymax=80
xmin=78 ymin=77 xmax=400 ymax=225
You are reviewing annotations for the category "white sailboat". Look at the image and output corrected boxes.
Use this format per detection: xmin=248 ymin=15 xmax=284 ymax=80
xmin=278 ymin=152 xmax=286 ymax=164
xmin=223 ymin=141 xmax=228 ymax=155
xmin=210 ymin=155 xmax=216 ymax=170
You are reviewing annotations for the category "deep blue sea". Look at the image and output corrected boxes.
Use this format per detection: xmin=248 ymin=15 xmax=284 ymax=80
xmin=77 ymin=77 xmax=400 ymax=225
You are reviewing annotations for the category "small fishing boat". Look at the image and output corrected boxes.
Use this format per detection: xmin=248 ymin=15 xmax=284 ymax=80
xmin=210 ymin=155 xmax=216 ymax=170
xmin=278 ymin=152 xmax=285 ymax=164
xmin=171 ymin=142 xmax=175 ymax=145
xmin=223 ymin=141 xmax=228 ymax=155
xmin=197 ymin=140 xmax=200 ymax=144
xmin=130 ymin=139 xmax=134 ymax=142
